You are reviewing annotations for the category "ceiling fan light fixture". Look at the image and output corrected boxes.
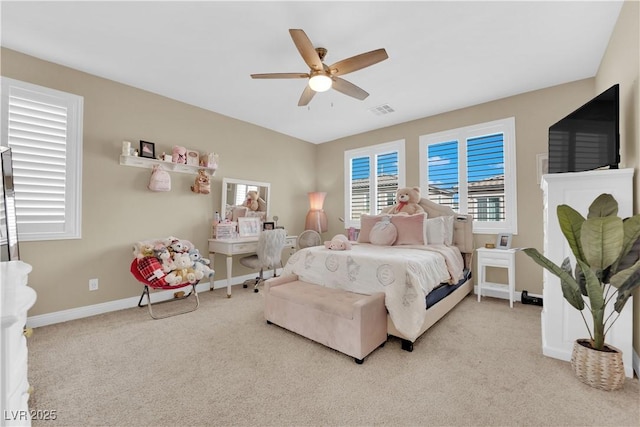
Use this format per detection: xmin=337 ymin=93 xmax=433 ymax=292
xmin=309 ymin=73 xmax=332 ymax=92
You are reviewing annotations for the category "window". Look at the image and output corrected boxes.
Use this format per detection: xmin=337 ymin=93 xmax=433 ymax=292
xmin=344 ymin=140 xmax=405 ymax=229
xmin=1 ymin=77 xmax=83 ymax=241
xmin=419 ymin=118 xmax=517 ymax=234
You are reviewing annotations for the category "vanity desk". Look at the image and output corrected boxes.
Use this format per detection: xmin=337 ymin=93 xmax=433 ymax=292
xmin=208 ymin=235 xmax=297 ymax=296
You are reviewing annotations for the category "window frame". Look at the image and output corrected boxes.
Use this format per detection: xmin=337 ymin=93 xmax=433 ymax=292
xmin=419 ymin=117 xmax=517 ymax=234
xmin=1 ymin=77 xmax=83 ymax=241
xmin=343 ymin=140 xmax=405 ymax=229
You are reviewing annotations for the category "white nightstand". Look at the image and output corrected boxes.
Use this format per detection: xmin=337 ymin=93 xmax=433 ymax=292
xmin=476 ymin=247 xmax=517 ymax=308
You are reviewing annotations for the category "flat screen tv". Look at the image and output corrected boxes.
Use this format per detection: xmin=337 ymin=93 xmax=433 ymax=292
xmin=548 ymin=84 xmax=620 ymax=174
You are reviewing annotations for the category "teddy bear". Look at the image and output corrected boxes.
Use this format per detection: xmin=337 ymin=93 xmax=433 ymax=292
xmin=166 ymin=238 xmax=189 ymax=257
xmin=165 ymin=253 xmax=203 ymax=285
xmin=133 ymin=242 xmax=155 ymax=259
xmin=191 ymin=169 xmax=210 ymax=194
xmin=188 ymin=248 xmax=215 ymax=278
xmin=324 ymin=234 xmax=352 ymax=251
xmin=387 ymin=186 xmax=425 ymax=215
xmin=172 ymin=146 xmax=187 ymax=164
xmin=242 ymin=190 xmax=267 ymax=212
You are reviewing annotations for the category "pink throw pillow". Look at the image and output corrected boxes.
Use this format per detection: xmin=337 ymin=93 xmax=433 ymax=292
xmin=391 ymin=213 xmax=427 ymax=245
xmin=370 ymin=217 xmax=398 ymax=246
xmin=357 ymin=214 xmax=384 ymax=243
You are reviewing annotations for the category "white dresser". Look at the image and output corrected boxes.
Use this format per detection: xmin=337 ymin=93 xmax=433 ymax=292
xmin=1 ymin=261 xmax=36 ymax=426
xmin=541 ymin=169 xmax=634 ymax=378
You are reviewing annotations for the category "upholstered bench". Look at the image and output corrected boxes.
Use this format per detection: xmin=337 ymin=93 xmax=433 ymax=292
xmin=264 ymin=274 xmax=387 ymax=363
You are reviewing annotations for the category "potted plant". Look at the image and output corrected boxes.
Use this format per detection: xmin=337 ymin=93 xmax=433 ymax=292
xmin=524 ymin=193 xmax=640 ymax=391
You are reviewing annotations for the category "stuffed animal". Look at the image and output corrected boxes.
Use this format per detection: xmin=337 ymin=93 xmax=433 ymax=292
xmin=166 ymin=238 xmax=189 ymax=257
xmin=133 ymin=242 xmax=155 ymax=259
xmin=388 ymin=187 xmax=425 ymax=215
xmin=324 ymin=234 xmax=352 ymax=251
xmin=243 ymin=191 xmax=260 ymax=211
xmin=165 ymin=253 xmax=203 ymax=285
xmin=172 ymin=146 xmax=187 ymax=164
xmin=188 ymin=248 xmax=215 ymax=278
xmin=191 ymin=169 xmax=210 ymax=194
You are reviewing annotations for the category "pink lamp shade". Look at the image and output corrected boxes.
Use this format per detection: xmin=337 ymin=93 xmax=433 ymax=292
xmin=305 ymin=192 xmax=328 ymax=233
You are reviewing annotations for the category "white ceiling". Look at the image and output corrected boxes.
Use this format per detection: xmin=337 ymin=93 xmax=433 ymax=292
xmin=0 ymin=1 xmax=624 ymax=144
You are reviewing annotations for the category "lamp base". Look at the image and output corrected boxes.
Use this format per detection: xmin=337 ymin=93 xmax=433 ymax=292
xmin=305 ymin=210 xmax=327 ymax=233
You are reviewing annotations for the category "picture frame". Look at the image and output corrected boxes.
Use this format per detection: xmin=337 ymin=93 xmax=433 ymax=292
xmin=536 ymin=153 xmax=548 ymax=185
xmin=263 ymin=221 xmax=274 ymax=230
xmin=186 ymin=149 xmax=200 ymax=166
xmin=238 ymin=217 xmax=261 ymax=237
xmin=496 ymin=233 xmax=513 ymax=250
xmin=140 ymin=140 xmax=155 ymax=159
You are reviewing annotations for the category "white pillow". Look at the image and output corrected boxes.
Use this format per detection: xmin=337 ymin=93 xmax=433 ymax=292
xmin=442 ymin=215 xmax=454 ymax=246
xmin=426 ymin=217 xmax=446 ymax=245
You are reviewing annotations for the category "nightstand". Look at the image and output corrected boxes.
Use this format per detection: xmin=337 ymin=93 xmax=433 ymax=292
xmin=476 ymin=247 xmax=517 ymax=308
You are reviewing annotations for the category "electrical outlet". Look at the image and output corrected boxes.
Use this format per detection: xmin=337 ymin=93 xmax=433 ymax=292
xmin=89 ymin=278 xmax=99 ymax=291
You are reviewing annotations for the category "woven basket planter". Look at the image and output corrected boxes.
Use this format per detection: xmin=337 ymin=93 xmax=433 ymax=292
xmin=570 ymin=339 xmax=625 ymax=391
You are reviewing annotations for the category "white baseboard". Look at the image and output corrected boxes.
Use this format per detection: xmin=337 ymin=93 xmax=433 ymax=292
xmin=27 ymin=271 xmax=267 ymax=328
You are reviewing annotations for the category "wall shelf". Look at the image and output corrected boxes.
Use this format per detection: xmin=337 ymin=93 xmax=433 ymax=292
xmin=119 ymin=155 xmax=217 ymax=175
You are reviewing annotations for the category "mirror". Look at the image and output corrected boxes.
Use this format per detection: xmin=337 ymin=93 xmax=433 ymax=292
xmin=221 ymin=177 xmax=270 ymax=223
xmin=1 ymin=146 xmax=20 ymax=261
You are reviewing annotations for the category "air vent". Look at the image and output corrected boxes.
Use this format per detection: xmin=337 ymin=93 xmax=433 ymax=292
xmin=368 ymin=104 xmax=395 ymax=116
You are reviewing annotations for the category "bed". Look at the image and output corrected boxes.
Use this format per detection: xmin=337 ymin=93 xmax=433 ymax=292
xmin=281 ymin=198 xmax=474 ymax=351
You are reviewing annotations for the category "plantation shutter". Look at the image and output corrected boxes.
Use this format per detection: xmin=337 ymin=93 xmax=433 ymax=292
xmin=375 ymin=151 xmax=398 ymax=213
xmin=350 ymin=156 xmax=370 ymax=221
xmin=427 ymin=140 xmax=459 ymax=211
xmin=466 ymin=133 xmax=504 ymax=222
xmin=1 ymin=78 xmax=83 ymax=241
xmin=344 ymin=140 xmax=405 ymax=229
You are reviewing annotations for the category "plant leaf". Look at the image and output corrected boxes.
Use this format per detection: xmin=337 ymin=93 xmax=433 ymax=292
xmin=581 ymin=216 xmax=623 ymax=271
xmin=577 ymin=258 xmax=604 ymax=312
xmin=610 ymin=258 xmax=640 ymax=313
xmin=523 ymin=248 xmax=584 ymax=310
xmin=557 ymin=204 xmax=586 ymax=263
xmin=574 ymin=261 xmax=587 ymax=296
xmin=611 ymin=214 xmax=640 ymax=273
xmin=587 ymin=193 xmax=618 ymax=218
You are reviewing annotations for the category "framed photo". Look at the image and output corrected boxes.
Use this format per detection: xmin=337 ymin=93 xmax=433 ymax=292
xmin=238 ymin=217 xmax=261 ymax=237
xmin=140 ymin=140 xmax=155 ymax=159
xmin=263 ymin=221 xmax=274 ymax=230
xmin=536 ymin=153 xmax=548 ymax=185
xmin=496 ymin=233 xmax=513 ymax=250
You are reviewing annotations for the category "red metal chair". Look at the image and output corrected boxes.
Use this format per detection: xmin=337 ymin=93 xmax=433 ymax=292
xmin=130 ymin=258 xmax=200 ymax=319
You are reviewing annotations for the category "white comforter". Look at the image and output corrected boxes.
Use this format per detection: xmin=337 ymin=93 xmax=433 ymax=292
xmin=282 ymin=243 xmax=464 ymax=341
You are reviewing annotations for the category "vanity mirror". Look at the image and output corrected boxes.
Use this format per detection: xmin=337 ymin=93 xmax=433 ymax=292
xmin=221 ymin=177 xmax=270 ymax=223
xmin=1 ymin=146 xmax=20 ymax=261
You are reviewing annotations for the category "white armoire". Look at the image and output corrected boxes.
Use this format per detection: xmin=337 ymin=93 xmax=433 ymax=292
xmin=541 ymin=168 xmax=634 ymax=378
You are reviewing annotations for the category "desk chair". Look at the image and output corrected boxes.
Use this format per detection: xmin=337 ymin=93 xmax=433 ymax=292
xmin=239 ymin=229 xmax=287 ymax=292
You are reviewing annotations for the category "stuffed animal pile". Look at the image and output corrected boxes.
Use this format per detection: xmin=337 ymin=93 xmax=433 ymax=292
xmin=132 ymin=236 xmax=214 ymax=287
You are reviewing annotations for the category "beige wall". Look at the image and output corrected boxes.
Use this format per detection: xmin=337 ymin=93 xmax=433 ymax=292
xmin=1 ymin=48 xmax=317 ymax=316
xmin=317 ymin=1 xmax=639 ymax=357
xmin=595 ymin=0 xmax=640 ymax=362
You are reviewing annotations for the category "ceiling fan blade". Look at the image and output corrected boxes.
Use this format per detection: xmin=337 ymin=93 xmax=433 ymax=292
xmin=289 ymin=29 xmax=323 ymax=72
xmin=298 ymin=85 xmax=316 ymax=106
xmin=251 ymin=73 xmax=309 ymax=79
xmin=332 ymin=77 xmax=369 ymax=101
xmin=329 ymin=48 xmax=388 ymax=76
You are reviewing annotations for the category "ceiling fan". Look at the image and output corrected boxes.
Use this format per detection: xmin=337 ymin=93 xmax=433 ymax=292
xmin=251 ymin=29 xmax=388 ymax=107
